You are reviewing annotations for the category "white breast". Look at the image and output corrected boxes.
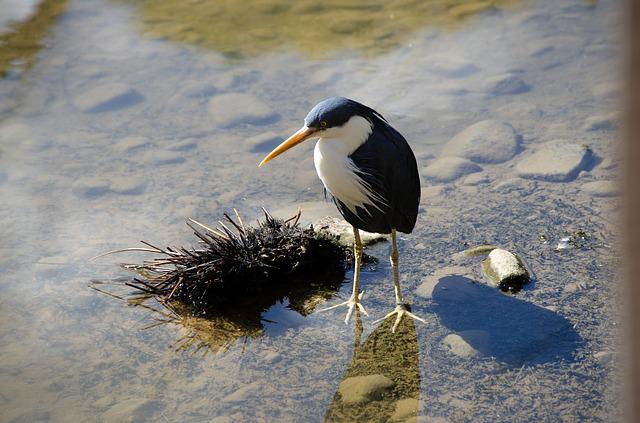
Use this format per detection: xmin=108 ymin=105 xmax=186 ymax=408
xmin=313 ymin=115 xmax=386 ymax=216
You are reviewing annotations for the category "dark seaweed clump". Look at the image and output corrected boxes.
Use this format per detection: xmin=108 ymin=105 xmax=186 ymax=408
xmin=123 ymin=210 xmax=351 ymax=316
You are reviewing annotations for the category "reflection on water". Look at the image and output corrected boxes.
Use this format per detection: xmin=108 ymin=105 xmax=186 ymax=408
xmin=93 ymin=266 xmax=346 ymax=354
xmin=122 ymin=0 xmax=516 ymax=58
xmin=325 ymin=312 xmax=421 ymax=422
xmin=0 ymin=0 xmax=69 ymax=78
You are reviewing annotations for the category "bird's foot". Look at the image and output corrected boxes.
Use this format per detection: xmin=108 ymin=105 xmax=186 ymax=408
xmin=316 ymin=291 xmax=369 ymax=324
xmin=373 ymin=303 xmax=426 ymax=333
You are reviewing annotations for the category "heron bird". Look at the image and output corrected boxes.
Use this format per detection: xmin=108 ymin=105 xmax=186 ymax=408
xmin=259 ymin=97 xmax=425 ymax=332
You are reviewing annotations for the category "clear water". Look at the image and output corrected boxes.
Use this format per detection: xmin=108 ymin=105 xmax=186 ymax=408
xmin=0 ymin=0 xmax=621 ymax=421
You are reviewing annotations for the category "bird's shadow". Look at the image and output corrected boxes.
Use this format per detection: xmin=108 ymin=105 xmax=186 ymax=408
xmin=430 ymin=275 xmax=583 ymax=366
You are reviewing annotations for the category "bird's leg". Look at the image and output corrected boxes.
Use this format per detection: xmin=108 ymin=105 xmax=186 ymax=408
xmin=374 ymin=229 xmax=426 ymax=333
xmin=316 ymin=226 xmax=368 ymax=324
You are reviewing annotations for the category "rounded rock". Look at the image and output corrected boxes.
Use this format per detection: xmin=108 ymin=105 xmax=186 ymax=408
xmin=516 ymin=142 xmax=593 ymax=182
xmin=338 ymin=374 xmax=395 ymax=404
xmin=441 ymin=120 xmax=519 ymax=164
xmin=208 ymin=93 xmax=279 ymax=128
xmin=423 ymin=157 xmax=482 ymax=182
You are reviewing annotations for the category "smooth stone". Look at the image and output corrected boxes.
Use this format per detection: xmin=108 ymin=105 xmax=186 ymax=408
xmin=313 ymin=216 xmax=386 ymax=246
xmin=167 ymin=139 xmax=198 ymax=151
xmin=222 ymin=382 xmax=261 ymax=402
xmin=441 ymin=120 xmax=519 ymax=164
xmin=484 ymin=73 xmax=529 ymax=95
xmin=246 ymin=131 xmax=282 ymax=153
xmin=72 ymin=177 xmax=111 ymax=198
xmin=109 ymin=177 xmax=147 ymax=195
xmin=0 ymin=168 xmax=6 ymax=184
xmin=423 ymin=157 xmax=482 ymax=182
xmin=582 ymin=112 xmax=618 ymax=131
xmin=73 ymin=82 xmax=143 ymax=113
xmin=103 ymin=398 xmax=164 ymax=423
xmin=142 ymin=150 xmax=186 ymax=166
xmin=462 ymin=173 xmax=488 ymax=186
xmin=420 ymin=185 xmax=446 ymax=199
xmin=582 ymin=180 xmax=619 ymax=197
xmin=391 ymin=398 xmax=419 ymax=422
xmin=208 ymin=93 xmax=279 ymax=127
xmin=516 ymin=143 xmax=593 ymax=182
xmin=114 ymin=136 xmax=151 ymax=153
xmin=442 ymin=333 xmax=480 ymax=358
xmin=338 ymin=374 xmax=394 ymax=404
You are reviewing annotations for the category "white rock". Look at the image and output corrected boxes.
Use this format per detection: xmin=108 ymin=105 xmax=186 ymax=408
xmin=482 ymin=248 xmax=530 ymax=292
xmin=582 ymin=180 xmax=619 ymax=197
xmin=516 ymin=142 xmax=593 ymax=182
xmin=591 ymin=81 xmax=619 ymax=99
xmin=441 ymin=120 xmax=519 ymax=164
xmin=423 ymin=157 xmax=482 ymax=182
xmin=484 ymin=73 xmax=529 ymax=95
xmin=338 ymin=374 xmax=394 ymax=404
xmin=73 ymin=83 xmax=143 ymax=113
xmin=208 ymin=93 xmax=279 ymax=127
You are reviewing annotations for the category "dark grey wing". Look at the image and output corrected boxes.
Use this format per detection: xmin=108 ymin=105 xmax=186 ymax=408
xmin=337 ymin=121 xmax=420 ymax=234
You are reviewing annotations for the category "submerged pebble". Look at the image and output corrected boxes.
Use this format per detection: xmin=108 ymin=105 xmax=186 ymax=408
xmin=516 ymin=142 xmax=592 ymax=182
xmin=390 ymin=398 xmax=419 ymax=422
xmin=442 ymin=333 xmax=479 ymax=358
xmin=208 ymin=93 xmax=279 ymax=127
xmin=73 ymin=82 xmax=143 ymax=113
xmin=484 ymin=73 xmax=529 ymax=95
xmin=423 ymin=157 xmax=482 ymax=182
xmin=441 ymin=120 xmax=519 ymax=164
xmin=338 ymin=374 xmax=394 ymax=404
xmin=71 ymin=177 xmax=111 ymax=198
xmin=113 ymin=135 xmax=151 ymax=153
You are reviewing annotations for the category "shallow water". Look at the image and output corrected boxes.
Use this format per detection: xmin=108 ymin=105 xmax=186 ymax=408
xmin=0 ymin=0 xmax=621 ymax=421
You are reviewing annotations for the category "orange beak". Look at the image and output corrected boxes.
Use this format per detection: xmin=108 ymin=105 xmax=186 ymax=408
xmin=259 ymin=126 xmax=317 ymax=167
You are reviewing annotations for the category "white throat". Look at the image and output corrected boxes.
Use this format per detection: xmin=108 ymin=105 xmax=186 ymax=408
xmin=313 ymin=116 xmax=385 ymax=215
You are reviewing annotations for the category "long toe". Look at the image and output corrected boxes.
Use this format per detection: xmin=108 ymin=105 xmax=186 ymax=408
xmin=376 ymin=304 xmax=427 ymax=333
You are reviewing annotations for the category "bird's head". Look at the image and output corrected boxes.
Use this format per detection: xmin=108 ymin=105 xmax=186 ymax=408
xmin=259 ymin=97 xmax=384 ymax=166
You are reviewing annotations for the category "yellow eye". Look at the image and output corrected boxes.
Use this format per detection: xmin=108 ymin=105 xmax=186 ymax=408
xmin=320 ymin=120 xmax=327 ymax=127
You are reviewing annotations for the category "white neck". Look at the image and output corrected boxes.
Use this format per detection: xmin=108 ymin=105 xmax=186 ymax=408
xmin=313 ymin=116 xmax=385 ymax=216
